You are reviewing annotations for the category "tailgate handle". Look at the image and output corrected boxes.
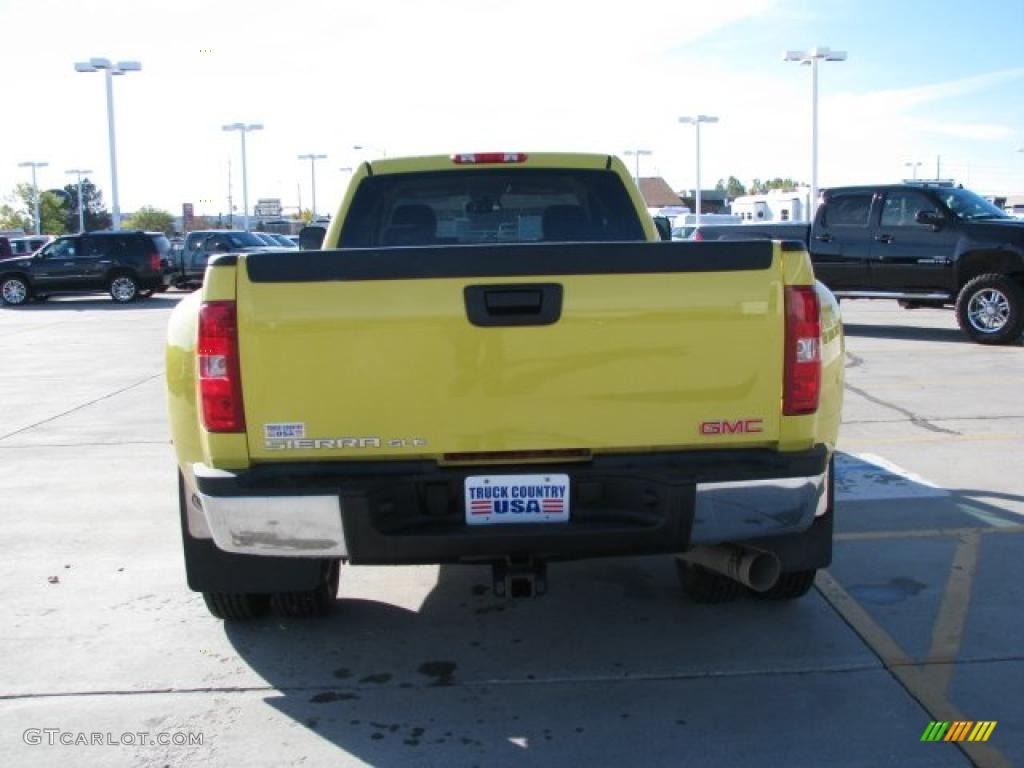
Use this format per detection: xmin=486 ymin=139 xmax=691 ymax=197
xmin=465 ymin=284 xmax=563 ymax=327
xmin=486 ymin=289 xmax=542 ymax=314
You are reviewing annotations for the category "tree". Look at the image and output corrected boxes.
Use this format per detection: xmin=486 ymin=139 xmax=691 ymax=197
xmin=61 ymin=178 xmax=112 ymax=233
xmin=748 ymin=177 xmax=804 ymax=194
xmin=6 ymin=183 xmax=65 ymax=235
xmin=716 ymin=176 xmax=747 ymax=198
xmin=38 ymin=192 xmax=66 ymax=235
xmin=124 ymin=206 xmax=174 ymax=234
xmin=0 ymin=200 xmax=31 ymax=233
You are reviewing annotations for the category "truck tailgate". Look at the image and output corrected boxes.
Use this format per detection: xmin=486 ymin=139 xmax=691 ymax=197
xmin=235 ymin=241 xmax=785 ymax=461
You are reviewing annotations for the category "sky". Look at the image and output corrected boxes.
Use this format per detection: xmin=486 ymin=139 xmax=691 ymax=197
xmin=2 ymin=0 xmax=1023 ymax=221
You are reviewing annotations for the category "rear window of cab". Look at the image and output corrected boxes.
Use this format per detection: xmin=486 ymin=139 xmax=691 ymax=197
xmin=339 ymin=169 xmax=645 ymax=248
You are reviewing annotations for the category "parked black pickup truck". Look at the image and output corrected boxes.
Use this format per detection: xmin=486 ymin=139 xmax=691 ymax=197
xmin=694 ymin=184 xmax=1024 ymax=344
xmin=169 ymin=230 xmax=277 ymax=289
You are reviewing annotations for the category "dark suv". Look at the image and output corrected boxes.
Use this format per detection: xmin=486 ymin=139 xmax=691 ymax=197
xmin=0 ymin=231 xmax=171 ymax=306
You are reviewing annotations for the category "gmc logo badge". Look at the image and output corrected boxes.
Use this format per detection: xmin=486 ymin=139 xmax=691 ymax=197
xmin=700 ymin=419 xmax=764 ymax=435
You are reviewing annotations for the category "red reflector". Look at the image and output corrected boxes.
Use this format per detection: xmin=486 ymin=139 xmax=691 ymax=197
xmin=198 ymin=301 xmax=245 ymax=433
xmin=783 ymin=286 xmax=821 ymax=415
xmin=693 ymin=229 xmax=704 ymax=241
xmin=451 ymin=152 xmax=528 ymax=165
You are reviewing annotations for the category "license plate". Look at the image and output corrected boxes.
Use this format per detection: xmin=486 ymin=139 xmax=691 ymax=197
xmin=465 ymin=474 xmax=570 ymax=525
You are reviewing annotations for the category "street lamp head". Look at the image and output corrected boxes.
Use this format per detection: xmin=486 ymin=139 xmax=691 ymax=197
xmin=246 ymin=123 xmax=264 ymax=132
xmin=74 ymin=62 xmax=98 ymax=72
xmin=88 ymin=57 xmax=112 ymax=69
xmin=18 ymin=161 xmax=49 ymax=168
xmin=117 ymin=61 xmax=141 ymax=72
xmin=65 ymin=168 xmax=93 ymax=175
xmin=785 ymin=47 xmax=847 ymax=63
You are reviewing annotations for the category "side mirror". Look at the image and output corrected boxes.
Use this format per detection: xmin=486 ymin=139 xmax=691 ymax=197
xmin=299 ymin=225 xmax=326 ymax=250
xmin=652 ymin=216 xmax=672 ymax=242
xmin=915 ymin=210 xmax=944 ymax=228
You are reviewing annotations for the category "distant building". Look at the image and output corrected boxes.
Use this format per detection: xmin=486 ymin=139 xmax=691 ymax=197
xmin=677 ymin=189 xmax=730 ymax=215
xmin=638 ymin=177 xmax=684 ymax=213
xmin=1003 ymin=195 xmax=1024 ymax=219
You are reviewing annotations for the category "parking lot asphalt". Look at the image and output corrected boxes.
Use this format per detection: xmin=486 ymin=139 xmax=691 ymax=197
xmin=0 ymin=295 xmax=1021 ymax=767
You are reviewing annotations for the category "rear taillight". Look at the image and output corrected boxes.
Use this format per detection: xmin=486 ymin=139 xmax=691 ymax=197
xmin=783 ymin=285 xmax=821 ymax=415
xmin=451 ymin=152 xmax=528 ymax=164
xmin=693 ymin=229 xmax=704 ymax=241
xmin=149 ymin=249 xmax=161 ymax=271
xmin=198 ymin=301 xmax=245 ymax=432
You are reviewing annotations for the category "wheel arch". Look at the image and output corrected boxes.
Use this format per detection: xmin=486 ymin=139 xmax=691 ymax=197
xmin=0 ymin=270 xmax=33 ymax=287
xmin=956 ymin=249 xmax=1024 ymax=291
xmin=104 ymin=266 xmax=140 ymax=283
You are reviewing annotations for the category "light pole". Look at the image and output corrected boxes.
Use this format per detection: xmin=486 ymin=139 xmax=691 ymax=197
xmin=678 ymin=116 xmax=719 ymax=227
xmin=623 ymin=149 xmax=652 ymax=183
xmin=904 ymin=161 xmax=922 ymax=181
xmin=17 ymin=161 xmax=48 ymax=235
xmin=74 ymin=58 xmax=141 ymax=231
xmin=65 ymin=169 xmax=93 ymax=233
xmin=298 ymin=153 xmax=327 ymax=219
xmin=784 ymin=46 xmax=847 ymax=217
xmin=222 ymin=123 xmax=264 ymax=231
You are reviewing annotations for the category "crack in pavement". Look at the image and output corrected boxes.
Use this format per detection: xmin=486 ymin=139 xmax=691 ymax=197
xmin=842 ymin=414 xmax=1024 ymax=426
xmin=0 ymin=440 xmax=170 ymax=449
xmin=0 ymin=373 xmax=163 ymax=443
xmin=4 ymin=656 xmax=1023 ymax=702
xmin=0 ymin=665 xmax=886 ymax=701
xmin=843 ymin=383 xmax=961 ymax=435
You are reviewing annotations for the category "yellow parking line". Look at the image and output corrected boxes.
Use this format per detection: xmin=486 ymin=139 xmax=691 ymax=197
xmin=927 ymin=532 xmax=981 ymax=693
xmin=816 ymin=571 xmax=1011 ymax=768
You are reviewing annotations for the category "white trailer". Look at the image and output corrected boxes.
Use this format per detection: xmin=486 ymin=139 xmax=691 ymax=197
xmin=731 ymin=189 xmax=811 ymax=222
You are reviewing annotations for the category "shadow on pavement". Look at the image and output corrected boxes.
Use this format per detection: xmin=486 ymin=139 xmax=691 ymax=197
xmin=841 ymin=322 xmax=969 ymax=344
xmin=222 ymin=555 xmax=875 ymax=766
xmin=1 ymin=294 xmax=185 ymax=312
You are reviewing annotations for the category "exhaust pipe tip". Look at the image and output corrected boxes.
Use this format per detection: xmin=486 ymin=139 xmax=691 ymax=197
xmin=742 ymin=550 xmax=781 ymax=593
xmin=680 ymin=545 xmax=781 ymax=592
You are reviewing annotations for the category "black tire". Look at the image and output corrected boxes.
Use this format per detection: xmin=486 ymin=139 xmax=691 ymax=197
xmin=202 ymin=591 xmax=271 ymax=620
xmin=676 ymin=560 xmax=744 ymax=604
xmin=754 ymin=569 xmax=817 ymax=600
xmin=271 ymin=559 xmax=340 ymax=618
xmin=955 ymin=274 xmax=1024 ymax=345
xmin=1 ymin=276 xmax=31 ymax=306
xmin=108 ymin=273 xmax=140 ymax=303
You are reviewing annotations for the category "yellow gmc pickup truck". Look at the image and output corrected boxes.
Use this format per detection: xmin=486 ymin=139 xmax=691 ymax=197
xmin=166 ymin=152 xmax=844 ymax=620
